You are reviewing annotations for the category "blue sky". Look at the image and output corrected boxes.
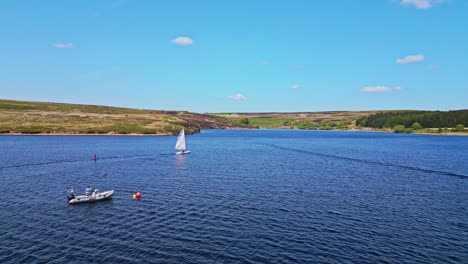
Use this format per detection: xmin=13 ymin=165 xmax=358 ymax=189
xmin=0 ymin=0 xmax=467 ymax=112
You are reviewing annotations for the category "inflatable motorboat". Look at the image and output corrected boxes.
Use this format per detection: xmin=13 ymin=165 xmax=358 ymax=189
xmin=68 ymin=190 xmax=114 ymax=204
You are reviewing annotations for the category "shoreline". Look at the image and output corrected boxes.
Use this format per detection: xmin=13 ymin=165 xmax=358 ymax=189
xmin=345 ymin=129 xmax=468 ymax=136
xmin=0 ymin=132 xmax=174 ymax=136
xmin=1 ymin=128 xmax=466 ymax=136
xmin=258 ymin=127 xmax=468 ymax=136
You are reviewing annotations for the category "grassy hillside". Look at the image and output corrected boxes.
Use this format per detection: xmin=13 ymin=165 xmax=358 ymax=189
xmin=3 ymin=99 xmax=464 ymax=135
xmin=0 ymin=99 xmax=251 ymax=135
xmin=212 ymin=111 xmax=384 ymax=129
xmin=212 ymin=110 xmax=467 ymax=135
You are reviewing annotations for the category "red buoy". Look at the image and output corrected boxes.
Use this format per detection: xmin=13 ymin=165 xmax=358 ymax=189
xmin=136 ymin=192 xmax=141 ymax=199
xmin=94 ymin=154 xmax=97 ymax=161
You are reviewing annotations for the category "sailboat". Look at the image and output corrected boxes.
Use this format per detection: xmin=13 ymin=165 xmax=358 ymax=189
xmin=175 ymin=128 xmax=191 ymax=155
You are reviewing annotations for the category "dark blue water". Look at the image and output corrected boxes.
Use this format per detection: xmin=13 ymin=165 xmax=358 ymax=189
xmin=0 ymin=130 xmax=467 ymax=263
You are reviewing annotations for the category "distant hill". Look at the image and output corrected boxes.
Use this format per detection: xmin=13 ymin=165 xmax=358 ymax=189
xmin=211 ymin=111 xmax=390 ymax=128
xmin=2 ymin=99 xmax=464 ymax=135
xmin=0 ymin=99 xmax=251 ymax=135
xmin=211 ymin=110 xmax=467 ymax=135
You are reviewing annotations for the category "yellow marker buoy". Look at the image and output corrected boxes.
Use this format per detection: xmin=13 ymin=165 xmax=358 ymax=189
xmin=133 ymin=194 xmax=136 ymax=199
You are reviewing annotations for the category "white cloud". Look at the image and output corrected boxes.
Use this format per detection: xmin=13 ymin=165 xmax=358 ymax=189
xmin=428 ymin=65 xmax=440 ymax=70
xmin=291 ymin=84 xmax=302 ymax=89
xmin=396 ymin=54 xmax=424 ymax=64
xmin=53 ymin=43 xmax=74 ymax=48
xmin=171 ymin=37 xmax=194 ymax=46
xmin=224 ymin=93 xmax=248 ymax=100
xmin=400 ymin=0 xmax=448 ymax=9
xmin=360 ymin=86 xmax=403 ymax=92
xmin=292 ymin=65 xmax=304 ymax=70
xmin=260 ymin=62 xmax=269 ymax=65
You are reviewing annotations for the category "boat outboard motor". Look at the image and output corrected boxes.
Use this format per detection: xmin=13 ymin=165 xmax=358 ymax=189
xmin=67 ymin=189 xmax=75 ymax=201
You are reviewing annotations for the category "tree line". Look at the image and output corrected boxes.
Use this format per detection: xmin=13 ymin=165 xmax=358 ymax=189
xmin=356 ymin=110 xmax=468 ymax=128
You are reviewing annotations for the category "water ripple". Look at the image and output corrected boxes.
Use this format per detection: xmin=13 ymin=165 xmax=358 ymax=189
xmin=268 ymin=144 xmax=468 ymax=179
xmin=0 ymin=131 xmax=467 ymax=263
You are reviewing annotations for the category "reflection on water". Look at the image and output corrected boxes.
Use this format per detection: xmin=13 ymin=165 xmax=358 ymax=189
xmin=174 ymin=154 xmax=187 ymax=170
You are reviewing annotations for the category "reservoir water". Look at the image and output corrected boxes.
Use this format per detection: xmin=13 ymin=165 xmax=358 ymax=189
xmin=0 ymin=130 xmax=467 ymax=263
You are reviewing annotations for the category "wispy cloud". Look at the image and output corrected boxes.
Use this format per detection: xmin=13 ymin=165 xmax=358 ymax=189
xmin=400 ymin=0 xmax=448 ymax=9
xmin=260 ymin=62 xmax=269 ymax=65
xmin=428 ymin=65 xmax=440 ymax=70
xmin=291 ymin=84 xmax=302 ymax=89
xmin=171 ymin=37 xmax=194 ymax=46
xmin=292 ymin=65 xmax=304 ymax=70
xmin=360 ymin=86 xmax=403 ymax=92
xmin=219 ymin=93 xmax=248 ymax=100
xmin=396 ymin=54 xmax=424 ymax=64
xmin=53 ymin=43 xmax=74 ymax=48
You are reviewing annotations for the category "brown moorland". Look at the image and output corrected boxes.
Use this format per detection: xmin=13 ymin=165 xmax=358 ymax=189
xmin=0 ymin=99 xmax=252 ymax=135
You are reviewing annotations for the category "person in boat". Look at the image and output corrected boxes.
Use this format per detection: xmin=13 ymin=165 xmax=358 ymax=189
xmin=67 ymin=189 xmax=75 ymax=201
xmin=92 ymin=189 xmax=99 ymax=197
xmin=182 ymin=150 xmax=185 ymax=154
xmin=85 ymin=185 xmax=92 ymax=196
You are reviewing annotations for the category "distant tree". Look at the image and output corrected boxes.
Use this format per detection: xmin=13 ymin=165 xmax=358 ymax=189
xmin=455 ymin=124 xmax=464 ymax=131
xmin=356 ymin=110 xmax=468 ymax=128
xmin=239 ymin=117 xmax=249 ymax=125
xmin=437 ymin=127 xmax=443 ymax=133
xmin=357 ymin=118 xmax=367 ymax=126
xmin=393 ymin=125 xmax=405 ymax=133
xmin=404 ymin=128 xmax=413 ymax=134
xmin=412 ymin=122 xmax=422 ymax=130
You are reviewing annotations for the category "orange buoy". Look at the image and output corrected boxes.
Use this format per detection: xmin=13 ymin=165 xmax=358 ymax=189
xmin=136 ymin=192 xmax=141 ymax=199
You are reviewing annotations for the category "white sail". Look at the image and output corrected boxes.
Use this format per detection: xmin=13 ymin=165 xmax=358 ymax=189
xmin=175 ymin=128 xmax=186 ymax=150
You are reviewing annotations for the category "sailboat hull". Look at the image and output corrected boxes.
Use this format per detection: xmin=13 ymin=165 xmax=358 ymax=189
xmin=176 ymin=151 xmax=191 ymax=155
